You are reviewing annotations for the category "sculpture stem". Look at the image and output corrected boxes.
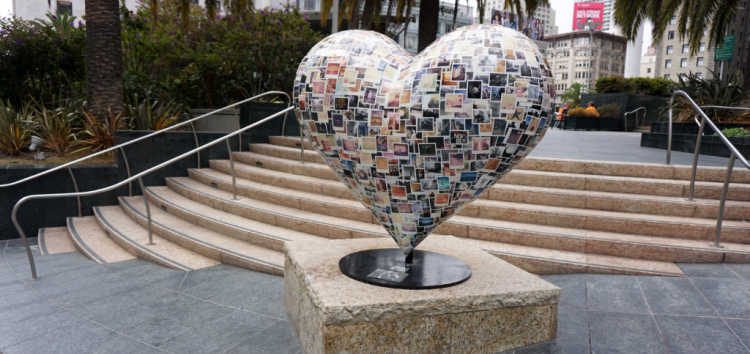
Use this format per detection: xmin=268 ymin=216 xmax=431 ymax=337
xmin=405 ymin=250 xmax=414 ymax=269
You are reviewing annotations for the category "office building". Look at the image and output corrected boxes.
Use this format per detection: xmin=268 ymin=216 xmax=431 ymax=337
xmin=653 ymin=2 xmax=750 ymax=82
xmin=544 ymin=31 xmax=627 ymax=101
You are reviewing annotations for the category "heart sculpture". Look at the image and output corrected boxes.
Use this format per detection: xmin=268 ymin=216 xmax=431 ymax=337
xmin=293 ymin=25 xmax=555 ymax=256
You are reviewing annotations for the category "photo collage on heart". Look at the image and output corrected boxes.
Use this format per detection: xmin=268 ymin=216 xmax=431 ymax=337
xmin=293 ymin=25 xmax=556 ymax=252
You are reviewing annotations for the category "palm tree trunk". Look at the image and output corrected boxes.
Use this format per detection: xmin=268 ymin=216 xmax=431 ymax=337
xmin=452 ymin=0 xmax=458 ymax=29
xmin=85 ymin=0 xmax=124 ymax=118
xmin=418 ymin=0 xmax=438 ymax=51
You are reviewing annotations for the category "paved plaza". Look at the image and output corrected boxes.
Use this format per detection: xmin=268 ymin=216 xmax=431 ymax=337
xmin=3 ymin=238 xmax=750 ymax=353
xmin=1 ymin=130 xmax=748 ymax=353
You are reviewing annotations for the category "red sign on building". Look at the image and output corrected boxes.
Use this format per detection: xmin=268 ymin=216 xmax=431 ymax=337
xmin=572 ymin=2 xmax=604 ymax=31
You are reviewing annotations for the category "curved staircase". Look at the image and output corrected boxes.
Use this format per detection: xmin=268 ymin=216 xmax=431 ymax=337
xmin=37 ymin=136 xmax=750 ymax=277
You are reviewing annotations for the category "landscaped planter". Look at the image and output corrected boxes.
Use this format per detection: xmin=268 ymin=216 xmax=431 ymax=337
xmin=240 ymin=101 xmax=299 ymax=141
xmin=1 ymin=125 xmax=285 ymax=241
xmin=581 ymin=93 xmax=669 ymax=128
xmin=564 ymin=116 xmax=624 ymax=131
xmin=651 ymin=122 xmax=749 ymax=135
xmin=641 ymin=132 xmax=750 ymax=158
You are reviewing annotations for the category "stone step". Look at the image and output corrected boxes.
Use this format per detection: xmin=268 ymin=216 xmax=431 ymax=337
xmin=37 ymin=227 xmax=76 ymax=256
xmin=119 ymin=194 xmax=284 ymax=276
xmin=141 ymin=185 xmax=329 ymax=252
xmin=488 ymin=184 xmax=750 ymax=221
xmin=66 ymin=216 xmax=135 ymax=263
xmin=265 ymin=136 xmax=750 ymax=183
xmin=150 ymin=183 xmax=378 ymax=241
xmin=173 ymin=171 xmax=750 ymax=263
xmin=94 ymin=204 xmax=218 ymax=271
xmin=209 ymin=160 xmax=750 ymax=243
xmin=170 ymin=173 xmax=688 ymax=275
xmin=231 ymin=151 xmax=750 ymax=202
xmin=463 ymin=239 xmax=685 ymax=277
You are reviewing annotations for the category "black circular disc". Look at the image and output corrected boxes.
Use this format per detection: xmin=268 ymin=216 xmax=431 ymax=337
xmin=338 ymin=248 xmax=472 ymax=289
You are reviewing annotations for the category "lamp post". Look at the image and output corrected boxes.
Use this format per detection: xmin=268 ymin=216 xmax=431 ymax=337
xmin=584 ymin=18 xmax=595 ymax=93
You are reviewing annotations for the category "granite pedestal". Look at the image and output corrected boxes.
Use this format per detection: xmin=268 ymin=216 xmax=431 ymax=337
xmin=284 ymin=236 xmax=561 ymax=354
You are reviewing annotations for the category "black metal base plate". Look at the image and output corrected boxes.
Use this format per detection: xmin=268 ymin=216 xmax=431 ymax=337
xmin=338 ymin=248 xmax=472 ymax=289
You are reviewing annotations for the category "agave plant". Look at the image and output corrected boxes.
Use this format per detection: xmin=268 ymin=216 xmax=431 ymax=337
xmin=674 ymin=71 xmax=744 ymax=122
xmin=125 ymin=93 xmax=185 ymax=131
xmin=0 ymin=101 xmax=33 ymax=156
xmin=75 ymin=108 xmax=125 ymax=153
xmin=33 ymin=106 xmax=78 ymax=154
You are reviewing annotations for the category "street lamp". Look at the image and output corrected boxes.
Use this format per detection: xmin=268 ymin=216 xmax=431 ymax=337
xmin=584 ymin=18 xmax=595 ymax=93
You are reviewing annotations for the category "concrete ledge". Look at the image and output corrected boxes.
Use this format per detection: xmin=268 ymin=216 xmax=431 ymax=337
xmin=284 ymin=236 xmax=560 ymax=353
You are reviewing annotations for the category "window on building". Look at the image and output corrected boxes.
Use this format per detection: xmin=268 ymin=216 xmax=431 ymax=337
xmin=562 ymin=73 xmax=568 ymax=80
xmin=666 ymin=45 xmax=673 ymax=54
xmin=696 ymin=72 xmax=703 ymax=79
xmin=696 ymin=57 xmax=704 ymax=66
xmin=669 ymin=16 xmax=677 ymax=25
xmin=682 ymin=44 xmax=689 ymax=54
xmin=664 ymin=74 xmax=671 ymax=79
xmin=647 ymin=67 xmax=652 ymax=73
xmin=668 ymin=31 xmax=675 ymax=40
xmin=665 ymin=59 xmax=672 ymax=68
xmin=56 ymin=0 xmax=72 ymax=15
xmin=680 ymin=58 xmax=687 ymax=67
xmin=679 ymin=73 xmax=688 ymax=81
xmin=699 ymin=42 xmax=706 ymax=52
xmin=304 ymin=0 xmax=316 ymax=10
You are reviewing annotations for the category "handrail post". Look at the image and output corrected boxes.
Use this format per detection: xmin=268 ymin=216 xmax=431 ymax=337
xmin=119 ymin=147 xmax=133 ymax=196
xmin=191 ymin=122 xmax=200 ymax=169
xmin=226 ymin=140 xmax=239 ymax=200
xmin=714 ymin=152 xmax=736 ymax=248
xmin=688 ymin=115 xmax=705 ymax=201
xmin=299 ymin=127 xmax=305 ymax=164
xmin=10 ymin=205 xmax=37 ymax=279
xmin=667 ymin=94 xmax=675 ymax=164
xmin=67 ymin=167 xmax=82 ymax=217
xmin=138 ymin=177 xmax=155 ymax=245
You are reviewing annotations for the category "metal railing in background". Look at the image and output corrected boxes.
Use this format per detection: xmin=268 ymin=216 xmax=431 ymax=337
xmin=623 ymin=107 xmax=647 ymax=131
xmin=6 ymin=91 xmax=298 ymax=280
xmin=666 ymin=90 xmax=750 ymax=247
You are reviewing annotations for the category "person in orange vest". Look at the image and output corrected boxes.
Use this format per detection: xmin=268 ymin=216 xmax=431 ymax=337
xmin=585 ymin=102 xmax=600 ymax=118
xmin=553 ymin=104 xmax=568 ymax=129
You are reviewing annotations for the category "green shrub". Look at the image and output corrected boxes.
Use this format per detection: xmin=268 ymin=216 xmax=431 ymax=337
xmin=719 ymin=127 xmax=750 ymax=137
xmin=0 ymin=14 xmax=86 ymax=108
xmin=121 ymin=1 xmax=322 ymax=108
xmin=594 ymin=77 xmax=674 ymax=96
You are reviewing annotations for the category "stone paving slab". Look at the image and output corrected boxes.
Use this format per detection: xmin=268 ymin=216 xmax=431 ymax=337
xmin=4 ymin=239 xmax=750 ymax=353
xmin=532 ymin=130 xmax=742 ymax=167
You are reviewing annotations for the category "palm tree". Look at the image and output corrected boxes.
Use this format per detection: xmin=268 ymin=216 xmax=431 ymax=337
xmin=417 ymin=0 xmax=438 ymax=51
xmin=85 ymin=0 xmax=124 ymax=118
xmin=614 ymin=0 xmax=741 ymax=54
xmin=502 ymin=0 xmax=549 ymax=28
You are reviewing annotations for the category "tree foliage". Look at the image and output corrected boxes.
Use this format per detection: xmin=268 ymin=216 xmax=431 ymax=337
xmin=614 ymin=0 xmax=741 ymax=55
xmin=561 ymin=83 xmax=583 ymax=107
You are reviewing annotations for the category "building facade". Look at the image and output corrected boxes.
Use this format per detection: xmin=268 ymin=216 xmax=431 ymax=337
xmin=13 ymin=0 xmax=139 ymax=20
xmin=572 ymin=0 xmax=643 ymax=78
xmin=482 ymin=1 xmax=558 ymax=36
xmin=639 ymin=46 xmax=657 ymax=78
xmin=653 ymin=2 xmax=750 ymax=82
xmin=544 ymin=31 xmax=627 ymax=101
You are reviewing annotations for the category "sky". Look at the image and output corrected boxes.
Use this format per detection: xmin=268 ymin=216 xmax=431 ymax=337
xmin=0 ymin=0 xmax=10 ymax=18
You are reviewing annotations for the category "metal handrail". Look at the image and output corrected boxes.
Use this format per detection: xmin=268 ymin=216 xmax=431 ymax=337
xmin=0 ymin=90 xmax=291 ymax=191
xmin=13 ymin=104 xmax=297 ymax=280
xmin=623 ymin=107 xmax=647 ymax=131
xmin=666 ymin=90 xmax=750 ymax=248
